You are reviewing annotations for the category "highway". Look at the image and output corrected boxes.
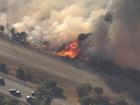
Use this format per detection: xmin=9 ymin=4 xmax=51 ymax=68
xmin=0 ymin=40 xmax=106 ymax=87
xmin=0 ymin=39 xmax=139 ymax=105
xmin=0 ymin=39 xmax=110 ymax=105
xmin=0 ymin=40 xmax=79 ymax=105
xmin=0 ymin=75 xmax=32 ymax=103
xmin=0 ymin=74 xmax=73 ymax=105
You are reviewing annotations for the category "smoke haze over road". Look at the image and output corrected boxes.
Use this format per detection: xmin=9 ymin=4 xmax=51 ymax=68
xmin=0 ymin=0 xmax=140 ymax=70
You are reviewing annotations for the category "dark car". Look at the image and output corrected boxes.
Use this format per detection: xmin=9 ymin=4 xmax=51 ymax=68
xmin=0 ymin=78 xmax=5 ymax=86
xmin=9 ymin=89 xmax=21 ymax=97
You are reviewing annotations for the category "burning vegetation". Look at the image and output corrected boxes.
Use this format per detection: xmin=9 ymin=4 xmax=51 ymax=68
xmin=0 ymin=0 xmax=140 ymax=70
xmin=0 ymin=24 xmax=92 ymax=60
xmin=57 ymin=33 xmax=91 ymax=59
xmin=57 ymin=40 xmax=80 ymax=59
xmin=0 ymin=24 xmax=91 ymax=59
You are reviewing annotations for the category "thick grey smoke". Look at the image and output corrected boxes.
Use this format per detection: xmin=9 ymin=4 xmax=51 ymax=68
xmin=0 ymin=0 xmax=139 ymax=70
xmin=0 ymin=0 xmax=108 ymax=48
xmin=86 ymin=0 xmax=140 ymax=70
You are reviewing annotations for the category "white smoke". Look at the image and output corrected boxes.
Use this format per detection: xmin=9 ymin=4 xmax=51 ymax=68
xmin=1 ymin=0 xmax=139 ymax=70
xmin=0 ymin=0 xmax=108 ymax=48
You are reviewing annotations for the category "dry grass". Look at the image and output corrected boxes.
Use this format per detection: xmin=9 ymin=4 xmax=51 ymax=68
xmin=0 ymin=56 xmax=80 ymax=104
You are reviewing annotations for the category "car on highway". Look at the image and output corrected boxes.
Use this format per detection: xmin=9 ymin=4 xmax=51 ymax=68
xmin=9 ymin=89 xmax=21 ymax=97
xmin=31 ymin=91 xmax=36 ymax=96
xmin=0 ymin=77 xmax=5 ymax=86
xmin=26 ymin=95 xmax=35 ymax=103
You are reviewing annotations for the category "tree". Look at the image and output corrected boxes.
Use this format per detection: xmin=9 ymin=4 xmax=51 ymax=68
xmin=35 ymin=79 xmax=64 ymax=105
xmin=0 ymin=25 xmax=5 ymax=32
xmin=43 ymin=79 xmax=57 ymax=89
xmin=0 ymin=25 xmax=5 ymax=37
xmin=16 ymin=68 xmax=33 ymax=81
xmin=115 ymin=97 xmax=128 ymax=105
xmin=0 ymin=94 xmax=25 ymax=105
xmin=10 ymin=28 xmax=16 ymax=35
xmin=93 ymin=95 xmax=110 ymax=105
xmin=53 ymin=87 xmax=64 ymax=98
xmin=77 ymin=84 xmax=93 ymax=98
xmin=94 ymin=87 xmax=103 ymax=96
xmin=80 ymin=96 xmax=93 ymax=105
xmin=36 ymin=84 xmax=54 ymax=105
xmin=20 ymin=32 xmax=27 ymax=42
xmin=0 ymin=95 xmax=6 ymax=105
xmin=24 ymin=70 xmax=32 ymax=81
xmin=16 ymin=68 xmax=25 ymax=80
xmin=0 ymin=63 xmax=8 ymax=74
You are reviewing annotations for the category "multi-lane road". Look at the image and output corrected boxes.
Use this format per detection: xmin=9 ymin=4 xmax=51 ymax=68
xmin=0 ymin=74 xmax=73 ymax=105
xmin=0 ymin=40 xmax=76 ymax=105
xmin=0 ymin=39 xmax=139 ymax=105
xmin=0 ymin=40 xmax=106 ymax=87
xmin=0 ymin=76 xmax=32 ymax=103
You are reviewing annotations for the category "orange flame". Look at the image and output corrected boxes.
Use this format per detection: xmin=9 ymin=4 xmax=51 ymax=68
xmin=57 ymin=40 xmax=80 ymax=59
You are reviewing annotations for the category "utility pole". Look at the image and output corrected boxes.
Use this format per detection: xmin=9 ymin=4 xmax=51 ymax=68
xmin=7 ymin=12 xmax=9 ymax=38
xmin=6 ymin=3 xmax=10 ymax=39
xmin=97 ymin=55 xmax=100 ymax=71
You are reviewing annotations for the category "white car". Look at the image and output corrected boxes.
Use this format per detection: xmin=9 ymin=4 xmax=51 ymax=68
xmin=9 ymin=89 xmax=17 ymax=93
xmin=31 ymin=91 xmax=36 ymax=96
xmin=26 ymin=95 xmax=34 ymax=102
xmin=9 ymin=89 xmax=21 ymax=97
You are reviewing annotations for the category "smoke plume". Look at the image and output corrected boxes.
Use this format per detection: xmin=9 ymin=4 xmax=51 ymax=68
xmin=0 ymin=0 xmax=140 ymax=70
xmin=86 ymin=0 xmax=140 ymax=70
xmin=0 ymin=0 xmax=108 ymax=48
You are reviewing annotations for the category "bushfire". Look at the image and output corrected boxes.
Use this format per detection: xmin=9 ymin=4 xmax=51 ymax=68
xmin=57 ymin=33 xmax=91 ymax=59
xmin=57 ymin=40 xmax=80 ymax=59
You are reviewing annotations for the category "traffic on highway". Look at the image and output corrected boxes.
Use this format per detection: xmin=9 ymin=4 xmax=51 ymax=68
xmin=0 ymin=76 xmax=35 ymax=104
xmin=0 ymin=74 xmax=73 ymax=105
